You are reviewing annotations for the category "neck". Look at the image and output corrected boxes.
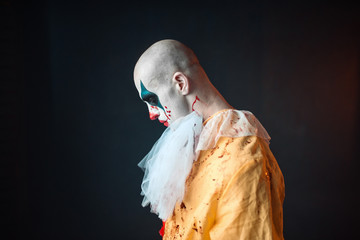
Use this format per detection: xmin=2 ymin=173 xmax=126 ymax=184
xmin=189 ymin=85 xmax=233 ymax=121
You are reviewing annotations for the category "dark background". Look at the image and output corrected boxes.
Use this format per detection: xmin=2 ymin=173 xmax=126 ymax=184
xmin=1 ymin=0 xmax=359 ymax=239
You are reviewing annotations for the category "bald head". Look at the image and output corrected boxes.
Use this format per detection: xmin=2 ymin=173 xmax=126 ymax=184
xmin=134 ymin=39 xmax=201 ymax=89
xmin=133 ymin=39 xmax=232 ymax=125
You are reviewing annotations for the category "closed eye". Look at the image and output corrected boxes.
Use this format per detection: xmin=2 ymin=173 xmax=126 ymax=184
xmin=143 ymin=93 xmax=159 ymax=106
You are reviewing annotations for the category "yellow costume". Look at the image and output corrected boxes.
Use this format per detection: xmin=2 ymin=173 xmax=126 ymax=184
xmin=163 ymin=111 xmax=285 ymax=239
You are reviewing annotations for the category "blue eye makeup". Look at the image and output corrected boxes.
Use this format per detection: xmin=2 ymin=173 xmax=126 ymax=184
xmin=140 ymin=80 xmax=165 ymax=111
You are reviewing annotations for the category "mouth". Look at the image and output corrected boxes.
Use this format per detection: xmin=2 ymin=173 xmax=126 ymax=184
xmin=159 ymin=119 xmax=169 ymax=127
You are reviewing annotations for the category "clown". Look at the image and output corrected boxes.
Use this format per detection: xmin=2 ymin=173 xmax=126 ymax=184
xmin=134 ymin=40 xmax=285 ymax=240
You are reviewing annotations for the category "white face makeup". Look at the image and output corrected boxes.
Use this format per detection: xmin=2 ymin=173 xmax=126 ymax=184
xmin=137 ymin=79 xmax=189 ymax=127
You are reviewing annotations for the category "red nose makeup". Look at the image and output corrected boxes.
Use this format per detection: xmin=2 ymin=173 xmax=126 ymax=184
xmin=149 ymin=112 xmax=159 ymax=120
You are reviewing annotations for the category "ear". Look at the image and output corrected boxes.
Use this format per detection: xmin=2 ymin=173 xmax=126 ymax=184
xmin=172 ymin=72 xmax=189 ymax=95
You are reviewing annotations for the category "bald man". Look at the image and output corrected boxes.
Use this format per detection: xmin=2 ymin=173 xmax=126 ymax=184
xmin=134 ymin=40 xmax=285 ymax=240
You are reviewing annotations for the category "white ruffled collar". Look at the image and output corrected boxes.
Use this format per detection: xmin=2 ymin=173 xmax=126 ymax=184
xmin=138 ymin=109 xmax=270 ymax=221
xmin=196 ymin=109 xmax=270 ymax=152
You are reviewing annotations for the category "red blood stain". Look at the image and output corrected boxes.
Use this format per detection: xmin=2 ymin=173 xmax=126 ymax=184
xmin=192 ymin=96 xmax=200 ymax=111
xmin=159 ymin=221 xmax=166 ymax=237
xmin=164 ymin=106 xmax=171 ymax=113
xmin=163 ymin=111 xmax=171 ymax=120
xmin=163 ymin=106 xmax=171 ymax=119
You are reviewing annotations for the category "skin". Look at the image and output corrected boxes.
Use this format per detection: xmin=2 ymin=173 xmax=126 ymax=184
xmin=133 ymin=39 xmax=233 ymax=126
xmin=140 ymin=80 xmax=171 ymax=126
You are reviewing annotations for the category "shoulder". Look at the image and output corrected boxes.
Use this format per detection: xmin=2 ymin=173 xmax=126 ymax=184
xmin=203 ymin=135 xmax=268 ymax=178
xmin=197 ymin=109 xmax=271 ymax=151
xmin=190 ymin=135 xmax=268 ymax=196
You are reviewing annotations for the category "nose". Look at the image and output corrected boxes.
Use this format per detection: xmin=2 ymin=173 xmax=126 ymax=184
xmin=147 ymin=104 xmax=160 ymax=120
xmin=149 ymin=111 xmax=160 ymax=120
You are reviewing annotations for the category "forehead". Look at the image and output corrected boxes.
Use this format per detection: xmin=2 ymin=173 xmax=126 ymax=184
xmin=134 ymin=64 xmax=157 ymax=94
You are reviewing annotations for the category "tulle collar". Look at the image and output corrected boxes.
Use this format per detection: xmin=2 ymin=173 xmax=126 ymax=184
xmin=197 ymin=109 xmax=271 ymax=152
xmin=138 ymin=109 xmax=271 ymax=221
xmin=203 ymin=108 xmax=235 ymax=125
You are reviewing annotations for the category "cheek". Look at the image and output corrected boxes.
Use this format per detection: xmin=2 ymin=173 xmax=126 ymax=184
xmin=158 ymin=108 xmax=170 ymax=121
xmin=164 ymin=106 xmax=172 ymax=118
xmin=148 ymin=106 xmax=160 ymax=120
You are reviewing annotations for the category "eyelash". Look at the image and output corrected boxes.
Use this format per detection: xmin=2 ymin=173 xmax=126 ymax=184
xmin=144 ymin=95 xmax=158 ymax=106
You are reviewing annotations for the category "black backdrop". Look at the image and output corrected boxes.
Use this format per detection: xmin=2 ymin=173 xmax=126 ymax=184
xmin=1 ymin=0 xmax=359 ymax=239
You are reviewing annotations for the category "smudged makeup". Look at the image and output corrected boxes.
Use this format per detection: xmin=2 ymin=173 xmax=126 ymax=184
xmin=140 ymin=80 xmax=171 ymax=126
xmin=140 ymin=80 xmax=164 ymax=110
